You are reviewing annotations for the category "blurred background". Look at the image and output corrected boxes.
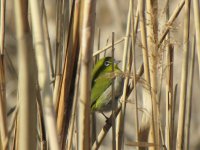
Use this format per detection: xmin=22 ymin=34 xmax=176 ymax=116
xmin=3 ymin=0 xmax=200 ymax=149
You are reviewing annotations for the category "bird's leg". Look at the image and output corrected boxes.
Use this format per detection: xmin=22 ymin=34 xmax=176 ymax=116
xmin=101 ymin=112 xmax=109 ymax=120
xmin=101 ymin=112 xmax=112 ymax=125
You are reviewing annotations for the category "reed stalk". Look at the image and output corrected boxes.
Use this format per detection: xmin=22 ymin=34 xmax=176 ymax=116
xmin=158 ymin=0 xmax=185 ymax=48
xmin=184 ymin=36 xmax=195 ymax=150
xmin=78 ymin=0 xmax=96 ymax=149
xmin=111 ymin=32 xmax=116 ymax=150
xmin=29 ymin=0 xmax=60 ymax=149
xmin=0 ymin=56 xmax=8 ymax=150
xmin=165 ymin=44 xmax=174 ymax=150
xmin=193 ymin=0 xmax=200 ymax=81
xmin=0 ymin=0 xmax=8 ymax=149
xmin=171 ymin=83 xmax=178 ymax=150
xmin=116 ymin=1 xmax=132 ymax=149
xmin=93 ymin=38 xmax=125 ymax=56
xmin=146 ymin=0 xmax=159 ymax=149
xmin=176 ymin=0 xmax=191 ymax=149
xmin=138 ymin=0 xmax=152 ymax=147
xmin=42 ymin=3 xmax=54 ymax=82
xmin=131 ymin=1 xmax=139 ymax=149
xmin=14 ymin=0 xmax=37 ymax=149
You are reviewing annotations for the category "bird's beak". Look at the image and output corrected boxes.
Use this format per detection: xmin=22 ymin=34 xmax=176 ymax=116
xmin=114 ymin=60 xmax=121 ymax=64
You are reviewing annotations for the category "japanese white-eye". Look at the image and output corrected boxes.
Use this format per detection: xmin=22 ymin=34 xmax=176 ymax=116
xmin=91 ymin=57 xmax=123 ymax=112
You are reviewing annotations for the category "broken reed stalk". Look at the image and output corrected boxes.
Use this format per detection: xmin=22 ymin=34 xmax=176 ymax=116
xmin=14 ymin=0 xmax=37 ymax=150
xmin=165 ymin=44 xmax=174 ymax=150
xmin=111 ymin=32 xmax=116 ymax=150
xmin=92 ymin=64 xmax=144 ymax=150
xmin=116 ymin=1 xmax=132 ymax=149
xmin=78 ymin=0 xmax=96 ymax=149
xmin=29 ymin=0 xmax=60 ymax=149
xmin=171 ymin=83 xmax=178 ymax=149
xmin=131 ymin=1 xmax=139 ymax=149
xmin=176 ymin=0 xmax=191 ymax=149
xmin=193 ymin=0 xmax=200 ymax=81
xmin=0 ymin=0 xmax=8 ymax=149
xmin=138 ymin=0 xmax=151 ymax=146
xmin=184 ymin=36 xmax=195 ymax=150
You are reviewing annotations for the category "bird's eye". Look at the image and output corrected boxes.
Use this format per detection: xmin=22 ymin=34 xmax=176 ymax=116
xmin=104 ymin=61 xmax=110 ymax=67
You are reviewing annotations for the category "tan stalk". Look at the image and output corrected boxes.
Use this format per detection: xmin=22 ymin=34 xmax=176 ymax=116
xmin=193 ymin=0 xmax=200 ymax=81
xmin=164 ymin=1 xmax=170 ymax=149
xmin=0 ymin=0 xmax=5 ymax=54
xmin=171 ymin=83 xmax=178 ymax=150
xmin=176 ymin=0 xmax=191 ymax=149
xmin=184 ymin=36 xmax=195 ymax=150
xmin=0 ymin=0 xmax=8 ymax=149
xmin=146 ymin=0 xmax=159 ymax=149
xmin=29 ymin=0 xmax=60 ymax=149
xmin=111 ymin=32 xmax=116 ymax=150
xmin=131 ymin=1 xmax=139 ymax=149
xmin=78 ymin=0 xmax=96 ymax=149
xmin=92 ymin=65 xmax=144 ymax=150
xmin=116 ymin=0 xmax=132 ymax=149
xmin=93 ymin=38 xmax=125 ymax=56
xmin=158 ymin=0 xmax=185 ymax=48
xmin=14 ymin=0 xmax=37 ymax=150
xmin=138 ymin=0 xmax=152 ymax=147
xmin=0 ymin=56 xmax=8 ymax=150
xmin=165 ymin=44 xmax=174 ymax=150
xmin=91 ymin=28 xmax=101 ymax=144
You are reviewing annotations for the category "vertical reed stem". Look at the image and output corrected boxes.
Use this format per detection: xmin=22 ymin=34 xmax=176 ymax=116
xmin=184 ymin=36 xmax=195 ymax=150
xmin=79 ymin=0 xmax=96 ymax=149
xmin=14 ymin=0 xmax=37 ymax=149
xmin=176 ymin=0 xmax=191 ymax=149
xmin=29 ymin=0 xmax=60 ymax=149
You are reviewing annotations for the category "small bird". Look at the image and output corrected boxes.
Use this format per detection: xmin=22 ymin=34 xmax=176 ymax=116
xmin=91 ymin=57 xmax=124 ymax=113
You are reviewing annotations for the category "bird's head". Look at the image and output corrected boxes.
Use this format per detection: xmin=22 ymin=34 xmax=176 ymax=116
xmin=91 ymin=57 xmax=121 ymax=83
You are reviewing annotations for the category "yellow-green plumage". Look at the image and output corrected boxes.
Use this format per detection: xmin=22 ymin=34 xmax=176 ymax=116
xmin=91 ymin=57 xmax=123 ymax=112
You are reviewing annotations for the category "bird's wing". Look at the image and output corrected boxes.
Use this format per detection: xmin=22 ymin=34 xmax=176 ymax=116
xmin=91 ymin=75 xmax=112 ymax=107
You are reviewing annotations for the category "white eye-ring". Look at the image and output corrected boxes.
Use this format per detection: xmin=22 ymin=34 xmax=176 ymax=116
xmin=104 ymin=61 xmax=110 ymax=66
